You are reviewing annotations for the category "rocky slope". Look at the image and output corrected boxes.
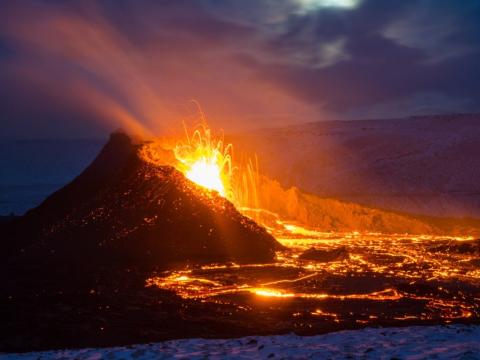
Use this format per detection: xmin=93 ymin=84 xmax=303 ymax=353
xmin=1 ymin=132 xmax=280 ymax=268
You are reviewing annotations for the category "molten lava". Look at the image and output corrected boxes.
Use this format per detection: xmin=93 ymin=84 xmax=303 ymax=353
xmin=185 ymin=157 xmax=225 ymax=196
xmin=139 ymin=120 xmax=261 ymax=220
xmin=173 ymin=124 xmax=233 ymax=198
xmin=137 ymin=123 xmax=480 ymax=327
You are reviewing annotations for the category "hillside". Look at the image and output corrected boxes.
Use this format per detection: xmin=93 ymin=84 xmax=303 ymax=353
xmin=1 ymin=132 xmax=280 ymax=266
xmin=232 ymin=113 xmax=480 ymax=218
xmin=250 ymin=177 xmax=480 ymax=236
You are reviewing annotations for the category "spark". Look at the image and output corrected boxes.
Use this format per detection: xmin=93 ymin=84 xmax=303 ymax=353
xmin=174 ymin=124 xmax=232 ymax=198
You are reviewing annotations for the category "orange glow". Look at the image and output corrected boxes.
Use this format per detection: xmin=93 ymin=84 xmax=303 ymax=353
xmin=252 ymin=288 xmax=295 ymax=298
xmin=174 ymin=124 xmax=232 ymax=197
xmin=185 ymin=158 xmax=225 ymax=195
xmin=167 ymin=121 xmax=263 ymax=216
xmin=139 ymin=119 xmax=262 ymax=219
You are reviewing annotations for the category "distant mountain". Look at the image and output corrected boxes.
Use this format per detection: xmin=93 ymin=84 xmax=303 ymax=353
xmin=232 ymin=113 xmax=480 ymax=218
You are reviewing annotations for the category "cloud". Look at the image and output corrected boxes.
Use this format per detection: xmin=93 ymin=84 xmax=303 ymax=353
xmin=0 ymin=1 xmax=318 ymax=137
xmin=235 ymin=0 xmax=480 ymax=115
xmin=0 ymin=0 xmax=479 ymax=138
xmin=296 ymin=0 xmax=361 ymax=13
xmin=383 ymin=0 xmax=480 ymax=63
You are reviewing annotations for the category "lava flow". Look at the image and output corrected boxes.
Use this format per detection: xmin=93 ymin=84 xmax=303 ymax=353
xmin=142 ymin=122 xmax=480 ymax=328
xmin=147 ymin=228 xmax=479 ymax=326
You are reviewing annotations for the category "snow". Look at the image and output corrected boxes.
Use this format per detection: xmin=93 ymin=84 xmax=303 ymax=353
xmin=2 ymin=325 xmax=479 ymax=359
xmin=233 ymin=114 xmax=480 ymax=217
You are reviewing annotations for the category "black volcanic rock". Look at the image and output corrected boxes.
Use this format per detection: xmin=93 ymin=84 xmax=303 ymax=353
xmin=1 ymin=132 xmax=281 ymax=268
xmin=427 ymin=239 xmax=480 ymax=256
xmin=299 ymin=246 xmax=349 ymax=262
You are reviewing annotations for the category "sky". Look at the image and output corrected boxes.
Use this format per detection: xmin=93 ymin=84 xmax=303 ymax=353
xmin=0 ymin=0 xmax=479 ymax=138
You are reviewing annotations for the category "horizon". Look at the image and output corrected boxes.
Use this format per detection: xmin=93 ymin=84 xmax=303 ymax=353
xmin=1 ymin=111 xmax=479 ymax=141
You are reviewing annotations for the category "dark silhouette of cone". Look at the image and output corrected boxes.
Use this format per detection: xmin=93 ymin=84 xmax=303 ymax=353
xmin=2 ymin=132 xmax=282 ymax=268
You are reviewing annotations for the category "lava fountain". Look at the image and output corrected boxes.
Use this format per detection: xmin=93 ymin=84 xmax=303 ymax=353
xmin=141 ymin=121 xmax=261 ymax=217
xmin=173 ymin=123 xmax=233 ymax=198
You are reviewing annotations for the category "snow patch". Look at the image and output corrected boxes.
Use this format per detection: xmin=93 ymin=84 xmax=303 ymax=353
xmin=2 ymin=325 xmax=479 ymax=359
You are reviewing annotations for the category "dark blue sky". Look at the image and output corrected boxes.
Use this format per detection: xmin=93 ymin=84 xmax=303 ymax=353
xmin=1 ymin=0 xmax=479 ymax=138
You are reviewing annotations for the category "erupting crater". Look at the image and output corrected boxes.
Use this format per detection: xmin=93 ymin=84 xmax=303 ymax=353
xmin=173 ymin=125 xmax=231 ymax=197
xmin=140 ymin=122 xmax=260 ymax=216
xmin=1 ymin=125 xmax=479 ymax=353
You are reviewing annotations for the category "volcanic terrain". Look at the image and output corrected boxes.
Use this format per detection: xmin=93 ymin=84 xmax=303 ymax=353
xmin=1 ymin=131 xmax=280 ymax=267
xmin=1 ymin=129 xmax=479 ymax=353
xmin=0 ymin=132 xmax=282 ymax=351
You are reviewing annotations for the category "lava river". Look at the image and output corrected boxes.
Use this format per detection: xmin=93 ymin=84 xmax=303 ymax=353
xmin=147 ymin=224 xmax=479 ymax=329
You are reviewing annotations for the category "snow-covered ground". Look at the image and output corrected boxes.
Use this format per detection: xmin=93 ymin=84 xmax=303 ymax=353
xmin=2 ymin=325 xmax=479 ymax=359
xmin=233 ymin=113 xmax=480 ymax=218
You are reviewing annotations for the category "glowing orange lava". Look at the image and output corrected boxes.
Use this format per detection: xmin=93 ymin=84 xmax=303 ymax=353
xmin=185 ymin=157 xmax=225 ymax=195
xmin=173 ymin=123 xmax=233 ymax=198
xmin=252 ymin=288 xmax=295 ymax=298
xmin=170 ymin=122 xmax=262 ymax=217
xmin=141 ymin=122 xmax=480 ymax=326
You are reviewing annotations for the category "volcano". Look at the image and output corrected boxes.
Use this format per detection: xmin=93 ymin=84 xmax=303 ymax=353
xmin=1 ymin=132 xmax=479 ymax=353
xmin=1 ymin=131 xmax=281 ymax=268
xmin=0 ymin=132 xmax=285 ymax=351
